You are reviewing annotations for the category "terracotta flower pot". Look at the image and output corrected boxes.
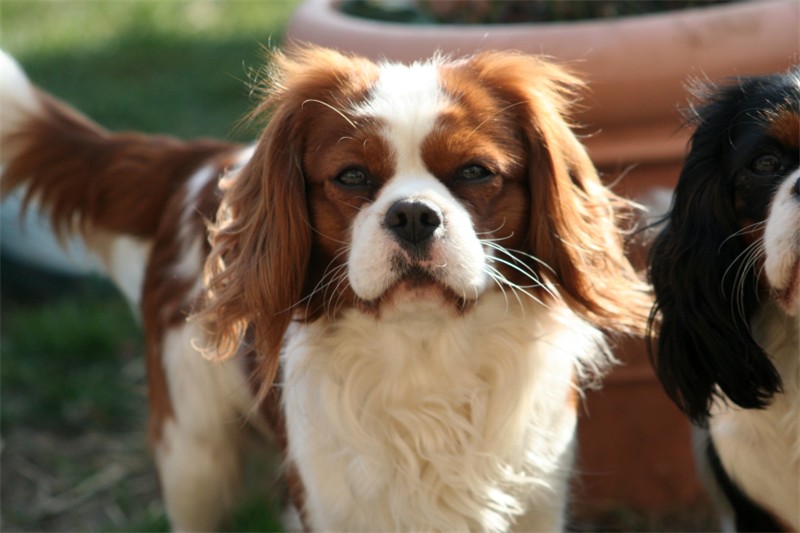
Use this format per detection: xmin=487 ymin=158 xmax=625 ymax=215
xmin=285 ymin=0 xmax=799 ymax=523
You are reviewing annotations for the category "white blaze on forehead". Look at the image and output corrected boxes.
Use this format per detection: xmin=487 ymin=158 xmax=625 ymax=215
xmin=352 ymin=59 xmax=449 ymax=172
xmin=345 ymin=59 xmax=490 ymax=303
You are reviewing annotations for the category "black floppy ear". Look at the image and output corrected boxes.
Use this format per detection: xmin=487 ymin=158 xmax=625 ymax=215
xmin=647 ymin=96 xmax=782 ymax=423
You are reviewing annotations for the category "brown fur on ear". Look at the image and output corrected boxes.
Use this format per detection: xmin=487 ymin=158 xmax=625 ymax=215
xmin=465 ymin=52 xmax=651 ymax=336
xmin=193 ymin=46 xmax=379 ymax=394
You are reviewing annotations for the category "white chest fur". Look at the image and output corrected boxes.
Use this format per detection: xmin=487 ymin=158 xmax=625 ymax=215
xmin=281 ymin=293 xmax=604 ymax=532
xmin=711 ymin=302 xmax=800 ymax=529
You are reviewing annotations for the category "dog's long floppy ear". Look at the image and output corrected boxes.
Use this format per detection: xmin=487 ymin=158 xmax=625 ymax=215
xmin=195 ymin=46 xmax=375 ymax=393
xmin=467 ymin=52 xmax=651 ymax=338
xmin=648 ymin=84 xmax=782 ymax=423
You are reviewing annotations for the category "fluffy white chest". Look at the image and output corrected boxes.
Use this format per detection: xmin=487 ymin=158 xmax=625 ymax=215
xmin=281 ymin=293 xmax=603 ymax=532
xmin=711 ymin=303 xmax=800 ymax=529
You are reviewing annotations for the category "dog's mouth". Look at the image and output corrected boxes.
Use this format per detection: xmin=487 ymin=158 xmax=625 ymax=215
xmin=358 ymin=264 xmax=474 ymax=315
xmin=393 ymin=265 xmax=439 ymax=288
xmin=393 ymin=266 xmax=467 ymax=299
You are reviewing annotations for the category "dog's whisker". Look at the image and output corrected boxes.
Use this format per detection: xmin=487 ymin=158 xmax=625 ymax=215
xmin=733 ymin=243 xmax=766 ymax=323
xmin=309 ymin=225 xmax=350 ymax=246
xmin=721 ymin=237 xmax=763 ymax=290
xmin=718 ymin=220 xmax=767 ymax=249
xmin=487 ymin=254 xmax=542 ymax=286
xmin=484 ymin=243 xmax=540 ymax=276
xmin=326 ymin=267 xmax=352 ymax=317
xmin=504 ymin=282 xmax=550 ymax=309
xmin=295 ymin=248 xmax=351 ymax=316
xmin=483 ymin=241 xmax=557 ymax=275
xmin=322 ymin=265 xmax=349 ymax=313
xmin=486 ymin=254 xmax=559 ymax=303
xmin=721 ymin=236 xmax=766 ymax=323
xmin=316 ymin=265 xmax=345 ymax=316
xmin=484 ymin=266 xmax=518 ymax=313
xmin=484 ymin=264 xmax=550 ymax=309
xmin=474 ymin=220 xmax=510 ymax=238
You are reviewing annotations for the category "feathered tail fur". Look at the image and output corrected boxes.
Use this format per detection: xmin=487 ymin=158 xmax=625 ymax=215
xmin=0 ymin=51 xmax=237 ymax=303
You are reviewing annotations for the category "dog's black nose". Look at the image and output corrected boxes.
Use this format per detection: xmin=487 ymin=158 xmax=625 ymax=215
xmin=384 ymin=199 xmax=443 ymax=249
xmin=793 ymin=175 xmax=800 ymax=198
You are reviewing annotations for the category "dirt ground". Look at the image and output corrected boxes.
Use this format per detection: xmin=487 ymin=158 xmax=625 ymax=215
xmin=1 ymin=426 xmax=163 ymax=531
xmin=1 ymin=427 xmax=719 ymax=532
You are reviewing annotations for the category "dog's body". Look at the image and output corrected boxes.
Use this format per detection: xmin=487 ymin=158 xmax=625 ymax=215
xmin=1 ymin=48 xmax=649 ymax=531
xmin=649 ymin=68 xmax=799 ymax=531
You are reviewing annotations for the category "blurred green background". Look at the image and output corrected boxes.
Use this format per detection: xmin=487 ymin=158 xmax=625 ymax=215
xmin=1 ymin=2 xmax=298 ymax=530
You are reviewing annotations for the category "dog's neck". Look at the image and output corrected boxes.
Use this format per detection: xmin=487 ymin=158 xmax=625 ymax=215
xmin=709 ymin=301 xmax=800 ymax=530
xmin=279 ymin=291 xmax=605 ymax=531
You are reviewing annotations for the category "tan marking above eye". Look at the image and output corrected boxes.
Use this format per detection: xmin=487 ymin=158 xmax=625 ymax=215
xmin=766 ymin=110 xmax=800 ymax=149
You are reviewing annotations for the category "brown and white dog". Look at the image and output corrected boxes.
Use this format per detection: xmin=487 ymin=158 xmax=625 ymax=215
xmin=1 ymin=46 xmax=649 ymax=531
xmin=648 ymin=68 xmax=799 ymax=531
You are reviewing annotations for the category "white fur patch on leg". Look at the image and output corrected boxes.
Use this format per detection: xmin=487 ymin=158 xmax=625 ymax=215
xmin=154 ymin=322 xmax=257 ymax=531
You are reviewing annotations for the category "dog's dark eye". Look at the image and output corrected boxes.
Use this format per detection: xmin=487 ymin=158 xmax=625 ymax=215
xmin=457 ymin=164 xmax=494 ymax=182
xmin=749 ymin=153 xmax=782 ymax=176
xmin=335 ymin=167 xmax=370 ymax=188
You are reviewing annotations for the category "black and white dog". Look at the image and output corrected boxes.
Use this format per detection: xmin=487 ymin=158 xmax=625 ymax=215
xmin=649 ymin=68 xmax=799 ymax=531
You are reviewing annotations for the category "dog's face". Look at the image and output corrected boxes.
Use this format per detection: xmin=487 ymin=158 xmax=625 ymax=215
xmin=649 ymin=67 xmax=800 ymax=421
xmin=726 ymin=75 xmax=800 ymax=314
xmin=307 ymin=59 xmax=532 ymax=314
xmin=197 ymin=47 xmax=650 ymax=388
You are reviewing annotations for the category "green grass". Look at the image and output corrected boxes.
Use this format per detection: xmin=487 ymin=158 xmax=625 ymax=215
xmin=1 ymin=279 xmax=143 ymax=434
xmin=0 ymin=1 xmax=298 ymax=139
xmin=0 ymin=2 xmax=298 ymax=530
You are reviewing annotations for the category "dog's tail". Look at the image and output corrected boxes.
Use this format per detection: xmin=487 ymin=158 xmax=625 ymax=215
xmin=0 ymin=51 xmax=238 ymax=303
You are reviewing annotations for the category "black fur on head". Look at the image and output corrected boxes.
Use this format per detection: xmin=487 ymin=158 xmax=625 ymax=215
xmin=648 ymin=67 xmax=800 ymax=423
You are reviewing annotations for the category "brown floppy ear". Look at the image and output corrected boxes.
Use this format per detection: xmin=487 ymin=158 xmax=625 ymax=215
xmin=194 ymin=46 xmax=374 ymax=392
xmin=196 ymin=92 xmax=311 ymax=393
xmin=468 ymin=52 xmax=651 ymax=336
xmin=528 ymin=112 xmax=650 ymax=336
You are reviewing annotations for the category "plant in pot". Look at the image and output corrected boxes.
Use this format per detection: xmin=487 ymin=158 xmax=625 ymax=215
xmin=341 ymin=0 xmax=731 ymax=24
xmin=285 ymin=0 xmax=799 ymax=528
